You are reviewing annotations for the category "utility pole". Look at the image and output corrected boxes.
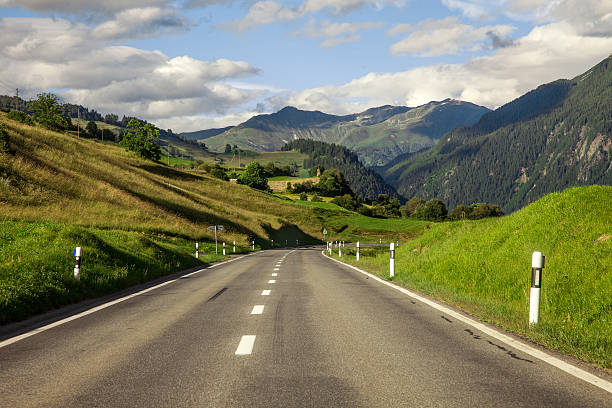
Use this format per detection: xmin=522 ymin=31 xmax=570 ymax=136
xmin=77 ymin=108 xmax=80 ymax=138
xmin=15 ymin=88 xmax=19 ymax=98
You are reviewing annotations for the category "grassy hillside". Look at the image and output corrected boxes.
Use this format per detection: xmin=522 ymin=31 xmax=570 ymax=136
xmin=332 ymin=186 xmax=611 ymax=368
xmin=0 ymin=114 xmax=427 ymax=323
xmin=380 ymin=55 xmax=612 ymax=212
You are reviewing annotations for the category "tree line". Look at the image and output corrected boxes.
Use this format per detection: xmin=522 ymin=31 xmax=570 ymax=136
xmin=282 ymin=139 xmax=399 ymax=201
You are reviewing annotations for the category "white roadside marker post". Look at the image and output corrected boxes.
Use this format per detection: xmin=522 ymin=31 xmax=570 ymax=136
xmin=339 ymin=242 xmax=342 ymax=257
xmin=195 ymin=242 xmax=199 ymax=259
xmin=73 ymin=247 xmax=82 ymax=280
xmin=271 ymin=239 xmax=274 ymax=247
xmin=356 ymin=241 xmax=360 ymax=261
xmin=530 ymin=251 xmax=545 ymax=325
xmin=252 ymin=240 xmax=255 ymax=250
xmin=233 ymin=240 xmax=236 ymax=253
xmin=390 ymin=242 xmax=395 ymax=278
xmin=223 ymin=242 xmax=226 ymax=256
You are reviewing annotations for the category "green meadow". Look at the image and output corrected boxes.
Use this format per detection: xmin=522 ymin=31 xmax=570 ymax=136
xmin=333 ymin=186 xmax=611 ymax=368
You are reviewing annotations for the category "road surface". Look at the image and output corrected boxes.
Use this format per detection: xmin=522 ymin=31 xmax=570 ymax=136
xmin=1 ymin=248 xmax=610 ymax=407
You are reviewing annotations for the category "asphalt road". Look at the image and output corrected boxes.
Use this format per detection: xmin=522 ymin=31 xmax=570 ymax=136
xmin=1 ymin=248 xmax=610 ymax=407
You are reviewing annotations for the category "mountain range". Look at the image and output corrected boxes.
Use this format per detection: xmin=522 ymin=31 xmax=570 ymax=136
xmin=376 ymin=55 xmax=612 ymax=212
xmin=191 ymin=100 xmax=490 ymax=166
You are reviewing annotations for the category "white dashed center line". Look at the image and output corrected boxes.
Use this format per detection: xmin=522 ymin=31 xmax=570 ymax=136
xmin=274 ymin=268 xmax=280 ymax=271
xmin=271 ymin=273 xmax=278 ymax=276
xmin=251 ymin=305 xmax=264 ymax=315
xmin=261 ymin=290 xmax=271 ymax=296
xmin=268 ymin=279 xmax=276 ymax=284
xmin=235 ymin=335 xmax=256 ymax=355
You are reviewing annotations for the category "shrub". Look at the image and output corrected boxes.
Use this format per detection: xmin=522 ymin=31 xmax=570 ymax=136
xmin=331 ymin=194 xmax=363 ymax=212
xmin=0 ymin=122 xmax=9 ymax=153
xmin=402 ymin=197 xmax=426 ymax=217
xmin=310 ymin=193 xmax=322 ymax=202
xmin=414 ymin=198 xmax=447 ymax=221
xmin=299 ymin=192 xmax=308 ymax=201
xmin=210 ymin=166 xmax=229 ymax=181
xmin=237 ymin=161 xmax=270 ymax=191
xmin=7 ymin=110 xmax=33 ymax=125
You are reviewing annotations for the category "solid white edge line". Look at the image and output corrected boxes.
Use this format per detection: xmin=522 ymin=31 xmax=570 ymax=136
xmin=261 ymin=290 xmax=271 ymax=296
xmin=235 ymin=335 xmax=256 ymax=355
xmin=0 ymin=253 xmax=256 ymax=349
xmin=322 ymin=251 xmax=612 ymax=394
xmin=251 ymin=305 xmax=264 ymax=315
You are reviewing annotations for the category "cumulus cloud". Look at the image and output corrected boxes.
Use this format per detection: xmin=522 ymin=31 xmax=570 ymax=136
xmin=389 ymin=17 xmax=514 ymax=57
xmin=223 ymin=1 xmax=300 ymax=33
xmin=92 ymin=7 xmax=190 ymax=40
xmin=155 ymin=111 xmax=263 ymax=133
xmin=275 ymin=21 xmax=612 ymax=114
xmin=294 ymin=19 xmax=383 ymax=47
xmin=0 ymin=17 xmax=262 ymax=121
xmin=223 ymin=0 xmax=398 ymax=32
xmin=0 ymin=0 xmax=172 ymax=15
xmin=443 ymin=0 xmax=612 ymax=36
xmin=441 ymin=0 xmax=490 ymax=19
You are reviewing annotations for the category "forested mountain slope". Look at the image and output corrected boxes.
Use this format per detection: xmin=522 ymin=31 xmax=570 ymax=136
xmin=378 ymin=55 xmax=612 ymax=212
xmin=282 ymin=139 xmax=400 ymax=201
xmin=199 ymin=100 xmax=490 ymax=166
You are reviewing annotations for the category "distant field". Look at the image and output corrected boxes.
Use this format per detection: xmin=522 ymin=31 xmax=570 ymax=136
xmin=332 ymin=186 xmax=612 ymax=368
xmin=268 ymin=176 xmax=318 ymax=192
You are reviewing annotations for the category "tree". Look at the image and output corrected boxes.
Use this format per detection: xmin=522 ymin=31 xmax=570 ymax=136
xmin=0 ymin=122 xmax=9 ymax=153
xmin=28 ymin=93 xmax=71 ymax=131
xmin=402 ymin=197 xmax=425 ymax=218
xmin=210 ymin=165 xmax=229 ymax=181
xmin=119 ymin=119 xmax=161 ymax=161
xmin=449 ymin=204 xmax=469 ymax=220
xmin=225 ymin=144 xmax=232 ymax=153
xmin=316 ymin=169 xmax=352 ymax=197
xmin=414 ymin=199 xmax=447 ymax=221
xmin=237 ymin=161 xmax=270 ymax=191
xmin=104 ymin=113 xmax=119 ymax=125
xmin=86 ymin=121 xmax=98 ymax=138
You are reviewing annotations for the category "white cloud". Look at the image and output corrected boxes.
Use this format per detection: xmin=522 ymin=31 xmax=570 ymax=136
xmin=155 ymin=111 xmax=262 ymax=133
xmin=389 ymin=17 xmax=514 ymax=57
xmin=275 ymin=22 xmax=612 ymax=114
xmin=443 ymin=0 xmax=612 ymax=36
xmin=0 ymin=0 xmax=172 ymax=15
xmin=92 ymin=7 xmax=189 ymax=40
xmin=223 ymin=0 xmax=398 ymax=32
xmin=441 ymin=0 xmax=490 ymax=19
xmin=0 ymin=17 xmax=262 ymax=122
xmin=223 ymin=1 xmax=301 ymax=33
xmin=294 ymin=19 xmax=383 ymax=47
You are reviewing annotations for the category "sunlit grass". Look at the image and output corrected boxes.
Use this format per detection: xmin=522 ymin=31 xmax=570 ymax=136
xmin=333 ymin=186 xmax=612 ymax=368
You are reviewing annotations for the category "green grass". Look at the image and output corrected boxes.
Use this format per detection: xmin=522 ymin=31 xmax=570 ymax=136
xmin=332 ymin=186 xmax=612 ymax=368
xmin=0 ymin=220 xmax=236 ymax=324
xmin=268 ymin=176 xmax=300 ymax=181
xmin=0 ymin=114 xmax=433 ymax=323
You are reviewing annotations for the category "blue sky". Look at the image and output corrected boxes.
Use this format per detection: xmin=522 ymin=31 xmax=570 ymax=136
xmin=0 ymin=1 xmax=611 ymax=132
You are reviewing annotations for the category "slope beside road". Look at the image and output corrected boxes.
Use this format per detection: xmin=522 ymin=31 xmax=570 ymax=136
xmin=0 ymin=248 xmax=610 ymax=407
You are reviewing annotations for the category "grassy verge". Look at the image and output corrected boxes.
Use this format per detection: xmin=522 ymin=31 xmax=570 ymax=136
xmin=0 ymin=220 xmax=243 ymax=324
xmin=331 ymin=186 xmax=611 ymax=369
